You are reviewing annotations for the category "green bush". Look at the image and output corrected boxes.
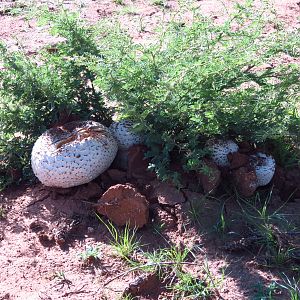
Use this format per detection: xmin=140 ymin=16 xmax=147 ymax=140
xmin=0 ymin=11 xmax=111 ymax=188
xmin=94 ymin=1 xmax=300 ymax=180
xmin=1 ymin=2 xmax=299 ymax=188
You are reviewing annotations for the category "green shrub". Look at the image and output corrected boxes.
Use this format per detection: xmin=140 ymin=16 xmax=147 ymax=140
xmin=94 ymin=1 xmax=300 ymax=181
xmin=0 ymin=11 xmax=111 ymax=188
xmin=1 ymin=2 xmax=299 ymax=188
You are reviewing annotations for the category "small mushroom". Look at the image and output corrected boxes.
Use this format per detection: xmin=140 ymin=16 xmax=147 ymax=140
xmin=207 ymin=139 xmax=239 ymax=167
xmin=31 ymin=121 xmax=118 ymax=188
xmin=109 ymin=120 xmax=143 ymax=150
xmin=251 ymin=152 xmax=275 ymax=187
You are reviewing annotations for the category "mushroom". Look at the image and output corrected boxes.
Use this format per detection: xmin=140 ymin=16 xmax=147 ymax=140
xmin=109 ymin=120 xmax=143 ymax=150
xmin=31 ymin=120 xmax=118 ymax=188
xmin=251 ymin=152 xmax=275 ymax=187
xmin=207 ymin=139 xmax=239 ymax=167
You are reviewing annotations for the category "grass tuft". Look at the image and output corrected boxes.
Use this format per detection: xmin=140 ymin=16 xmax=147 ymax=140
xmin=96 ymin=215 xmax=141 ymax=262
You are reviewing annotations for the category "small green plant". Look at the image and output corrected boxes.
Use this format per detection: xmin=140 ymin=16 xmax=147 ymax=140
xmin=96 ymin=215 xmax=141 ymax=262
xmin=52 ymin=270 xmax=72 ymax=288
xmin=0 ymin=205 xmax=7 ymax=219
xmin=142 ymin=246 xmax=189 ymax=278
xmin=252 ymin=282 xmax=279 ymax=300
xmin=172 ymin=270 xmax=217 ymax=299
xmin=213 ymin=204 xmax=228 ymax=236
xmin=114 ymin=0 xmax=125 ymax=5
xmin=119 ymin=6 xmax=138 ymax=15
xmin=0 ymin=0 xmax=34 ymax=16
xmin=144 ymin=247 xmax=222 ymax=298
xmin=266 ymin=138 xmax=300 ymax=169
xmin=236 ymin=190 xmax=297 ymax=267
xmin=277 ymin=274 xmax=300 ymax=300
xmin=188 ymin=200 xmax=202 ymax=227
xmin=53 ymin=270 xmax=66 ymax=281
xmin=78 ymin=245 xmax=101 ymax=264
xmin=152 ymin=0 xmax=169 ymax=8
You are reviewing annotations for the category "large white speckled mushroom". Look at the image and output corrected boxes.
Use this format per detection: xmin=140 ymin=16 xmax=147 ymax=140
xmin=251 ymin=152 xmax=276 ymax=187
xmin=31 ymin=121 xmax=118 ymax=188
xmin=109 ymin=120 xmax=143 ymax=150
xmin=207 ymin=139 xmax=239 ymax=167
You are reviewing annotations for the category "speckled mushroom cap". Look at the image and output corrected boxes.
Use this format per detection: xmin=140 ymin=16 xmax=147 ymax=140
xmin=251 ymin=152 xmax=276 ymax=187
xmin=207 ymin=139 xmax=239 ymax=167
xmin=31 ymin=121 xmax=118 ymax=188
xmin=109 ymin=120 xmax=143 ymax=151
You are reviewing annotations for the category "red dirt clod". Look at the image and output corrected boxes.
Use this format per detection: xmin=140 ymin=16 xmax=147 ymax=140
xmin=123 ymin=272 xmax=160 ymax=297
xmin=233 ymin=167 xmax=257 ymax=197
xmin=238 ymin=141 xmax=253 ymax=153
xmin=183 ymin=190 xmax=204 ymax=203
xmin=127 ymin=145 xmax=156 ymax=180
xmin=228 ymin=152 xmax=249 ymax=169
xmin=279 ymin=167 xmax=300 ymax=199
xmin=96 ymin=184 xmax=149 ymax=228
xmin=272 ymin=166 xmax=286 ymax=191
xmin=197 ymin=159 xmax=221 ymax=193
xmin=149 ymin=180 xmax=185 ymax=205
xmin=37 ymin=231 xmax=56 ymax=247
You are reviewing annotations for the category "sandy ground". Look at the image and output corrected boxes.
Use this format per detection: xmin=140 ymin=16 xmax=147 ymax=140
xmin=0 ymin=1 xmax=300 ymax=299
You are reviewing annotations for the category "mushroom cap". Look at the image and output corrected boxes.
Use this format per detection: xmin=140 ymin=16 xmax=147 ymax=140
xmin=31 ymin=121 xmax=118 ymax=188
xmin=208 ymin=139 xmax=239 ymax=167
xmin=109 ymin=120 xmax=143 ymax=151
xmin=251 ymin=152 xmax=275 ymax=187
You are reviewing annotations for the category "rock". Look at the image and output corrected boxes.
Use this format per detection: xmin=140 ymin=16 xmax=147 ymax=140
xmin=272 ymin=166 xmax=286 ymax=191
xmin=123 ymin=272 xmax=160 ymax=297
xmin=197 ymin=160 xmax=221 ymax=193
xmin=183 ymin=190 xmax=204 ymax=203
xmin=228 ymin=152 xmax=249 ymax=169
xmin=127 ymin=145 xmax=156 ymax=180
xmin=278 ymin=167 xmax=300 ymax=199
xmin=181 ymin=172 xmax=199 ymax=191
xmin=238 ymin=141 xmax=253 ymax=153
xmin=107 ymin=169 xmax=127 ymax=182
xmin=233 ymin=167 xmax=257 ymax=197
xmin=96 ymin=184 xmax=149 ymax=228
xmin=149 ymin=180 xmax=185 ymax=205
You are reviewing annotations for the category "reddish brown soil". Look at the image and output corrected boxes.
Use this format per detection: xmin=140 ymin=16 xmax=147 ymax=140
xmin=0 ymin=1 xmax=300 ymax=299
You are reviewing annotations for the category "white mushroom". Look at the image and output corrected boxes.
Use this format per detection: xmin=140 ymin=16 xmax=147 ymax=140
xmin=251 ymin=152 xmax=275 ymax=187
xmin=31 ymin=121 xmax=118 ymax=188
xmin=109 ymin=120 xmax=143 ymax=151
xmin=207 ymin=139 xmax=239 ymax=167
